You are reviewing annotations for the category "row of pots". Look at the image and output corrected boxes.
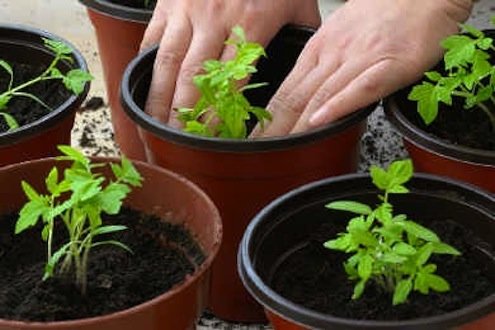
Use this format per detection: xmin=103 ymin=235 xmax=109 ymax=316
xmin=0 ymin=0 xmax=493 ymax=329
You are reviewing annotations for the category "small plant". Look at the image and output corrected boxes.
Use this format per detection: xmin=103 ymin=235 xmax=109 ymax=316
xmin=324 ymin=159 xmax=461 ymax=305
xmin=0 ymin=38 xmax=93 ymax=130
xmin=177 ymin=26 xmax=271 ymax=139
xmin=408 ymin=17 xmax=495 ymax=131
xmin=15 ymin=145 xmax=143 ymax=294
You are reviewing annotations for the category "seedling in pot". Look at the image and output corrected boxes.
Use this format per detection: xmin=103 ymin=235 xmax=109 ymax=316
xmin=15 ymin=145 xmax=143 ymax=295
xmin=324 ymin=159 xmax=461 ymax=305
xmin=0 ymin=38 xmax=92 ymax=130
xmin=408 ymin=16 xmax=495 ymax=131
xmin=177 ymin=26 xmax=272 ymax=139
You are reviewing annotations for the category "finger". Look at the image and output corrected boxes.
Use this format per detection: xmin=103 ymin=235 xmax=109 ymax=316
xmin=252 ymin=38 xmax=336 ymax=137
xmin=309 ymin=59 xmax=405 ymax=128
xmin=169 ymin=29 xmax=228 ymax=127
xmin=253 ymin=62 xmax=333 ymax=137
xmin=145 ymin=18 xmax=192 ymax=122
xmin=140 ymin=9 xmax=167 ymax=51
xmin=289 ymin=56 xmax=371 ymax=133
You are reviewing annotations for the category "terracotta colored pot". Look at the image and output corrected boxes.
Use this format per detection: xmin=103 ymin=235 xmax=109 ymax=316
xmin=78 ymin=0 xmax=151 ymax=161
xmin=0 ymin=157 xmax=222 ymax=330
xmin=383 ymin=30 xmax=495 ymax=193
xmin=121 ymin=25 xmax=374 ymax=322
xmin=0 ymin=25 xmax=90 ymax=166
xmin=239 ymin=173 xmax=495 ymax=330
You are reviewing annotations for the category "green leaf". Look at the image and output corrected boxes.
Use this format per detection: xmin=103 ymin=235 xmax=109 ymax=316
xmin=44 ymin=242 xmax=73 ymax=280
xmin=91 ymin=240 xmax=133 ymax=254
xmin=0 ymin=59 xmax=13 ymax=90
xmin=393 ymin=278 xmax=412 ymax=305
xmin=441 ymin=35 xmax=477 ymax=70
xmin=408 ymin=81 xmax=439 ymax=125
xmin=461 ymin=24 xmax=484 ymax=38
xmin=326 ymin=201 xmax=373 ymax=215
xmin=16 ymin=199 xmax=47 ymax=234
xmin=46 ymin=167 xmax=59 ymax=195
xmin=92 ymin=225 xmax=127 ymax=237
xmin=352 ymin=279 xmax=366 ymax=300
xmin=0 ymin=111 xmax=19 ymax=129
xmin=324 ymin=234 xmax=351 ymax=251
xmin=401 ymin=221 xmax=439 ymax=242
xmin=57 ymin=145 xmax=88 ymax=166
xmin=393 ymin=242 xmax=417 ymax=255
xmin=370 ymin=165 xmax=389 ymax=190
xmin=358 ymin=254 xmax=373 ymax=280
xmin=425 ymin=71 xmax=442 ymax=82
xmin=42 ymin=38 xmax=73 ymax=56
xmin=431 ymin=242 xmax=461 ymax=255
xmin=63 ymin=69 xmax=93 ymax=95
xmin=416 ymin=243 xmax=434 ymax=266
xmin=423 ymin=273 xmax=450 ymax=292
xmin=98 ymin=183 xmax=130 ymax=214
xmin=0 ymin=94 xmax=12 ymax=110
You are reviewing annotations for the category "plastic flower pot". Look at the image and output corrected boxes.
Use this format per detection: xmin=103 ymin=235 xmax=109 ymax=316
xmin=120 ymin=25 xmax=374 ymax=322
xmin=78 ymin=0 xmax=152 ymax=161
xmin=0 ymin=156 xmax=222 ymax=330
xmin=383 ymin=30 xmax=495 ymax=193
xmin=239 ymin=173 xmax=495 ymax=330
xmin=0 ymin=24 xmax=90 ymax=166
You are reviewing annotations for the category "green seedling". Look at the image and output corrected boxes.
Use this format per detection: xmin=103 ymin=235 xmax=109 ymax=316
xmin=15 ymin=145 xmax=143 ymax=295
xmin=0 ymin=38 xmax=92 ymax=130
xmin=408 ymin=16 xmax=495 ymax=131
xmin=177 ymin=26 xmax=271 ymax=139
xmin=324 ymin=159 xmax=461 ymax=305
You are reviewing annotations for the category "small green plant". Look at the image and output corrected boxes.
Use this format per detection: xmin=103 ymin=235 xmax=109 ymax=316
xmin=408 ymin=17 xmax=495 ymax=131
xmin=324 ymin=159 xmax=461 ymax=305
xmin=0 ymin=38 xmax=93 ymax=130
xmin=15 ymin=145 xmax=143 ymax=294
xmin=177 ymin=26 xmax=271 ymax=139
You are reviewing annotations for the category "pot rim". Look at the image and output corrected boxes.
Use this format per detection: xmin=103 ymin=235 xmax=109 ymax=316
xmin=239 ymin=172 xmax=495 ymax=330
xmin=120 ymin=30 xmax=375 ymax=153
xmin=79 ymin=0 xmax=152 ymax=24
xmin=0 ymin=156 xmax=222 ymax=329
xmin=0 ymin=24 xmax=90 ymax=147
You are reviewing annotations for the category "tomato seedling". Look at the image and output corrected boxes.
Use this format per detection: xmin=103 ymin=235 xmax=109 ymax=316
xmin=408 ymin=16 xmax=495 ymax=131
xmin=177 ymin=26 xmax=271 ymax=139
xmin=0 ymin=38 xmax=92 ymax=130
xmin=15 ymin=145 xmax=143 ymax=295
xmin=324 ymin=159 xmax=461 ymax=305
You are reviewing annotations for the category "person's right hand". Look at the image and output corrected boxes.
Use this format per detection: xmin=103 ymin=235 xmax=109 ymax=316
xmin=253 ymin=0 xmax=474 ymax=137
xmin=140 ymin=0 xmax=321 ymax=127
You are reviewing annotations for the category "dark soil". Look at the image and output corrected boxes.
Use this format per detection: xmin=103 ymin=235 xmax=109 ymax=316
xmin=107 ymin=0 xmax=156 ymax=10
xmin=271 ymin=220 xmax=495 ymax=321
xmin=401 ymin=91 xmax=495 ymax=151
xmin=0 ymin=207 xmax=205 ymax=322
xmin=0 ymin=62 xmax=70 ymax=133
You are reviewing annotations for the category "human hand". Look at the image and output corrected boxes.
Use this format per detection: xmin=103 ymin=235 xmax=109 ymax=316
xmin=140 ymin=0 xmax=321 ymax=127
xmin=254 ymin=0 xmax=474 ymax=137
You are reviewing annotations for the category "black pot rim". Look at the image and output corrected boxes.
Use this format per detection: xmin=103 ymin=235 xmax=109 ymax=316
xmin=0 ymin=24 xmax=90 ymax=146
xmin=79 ymin=0 xmax=152 ymax=24
xmin=120 ymin=41 xmax=374 ymax=153
xmin=238 ymin=173 xmax=495 ymax=330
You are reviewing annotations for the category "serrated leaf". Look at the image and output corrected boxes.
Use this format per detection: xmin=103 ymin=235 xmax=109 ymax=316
xmin=370 ymin=165 xmax=389 ymax=190
xmin=441 ymin=35 xmax=477 ymax=69
xmin=408 ymin=81 xmax=439 ymax=125
xmin=63 ymin=69 xmax=92 ymax=95
xmin=326 ymin=201 xmax=373 ymax=215
xmin=324 ymin=234 xmax=351 ymax=251
xmin=42 ymin=38 xmax=73 ymax=56
xmin=16 ymin=199 xmax=47 ymax=234
xmin=98 ymin=182 xmax=130 ymax=214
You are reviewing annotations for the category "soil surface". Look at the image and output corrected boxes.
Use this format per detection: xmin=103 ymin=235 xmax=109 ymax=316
xmin=0 ymin=207 xmax=205 ymax=322
xmin=271 ymin=219 xmax=495 ymax=321
xmin=107 ymin=0 xmax=156 ymax=10
xmin=400 ymin=89 xmax=495 ymax=151
xmin=0 ymin=62 xmax=70 ymax=133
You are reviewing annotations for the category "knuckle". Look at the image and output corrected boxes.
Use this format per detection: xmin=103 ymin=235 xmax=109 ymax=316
xmin=154 ymin=50 xmax=183 ymax=70
xmin=270 ymin=90 xmax=304 ymax=116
